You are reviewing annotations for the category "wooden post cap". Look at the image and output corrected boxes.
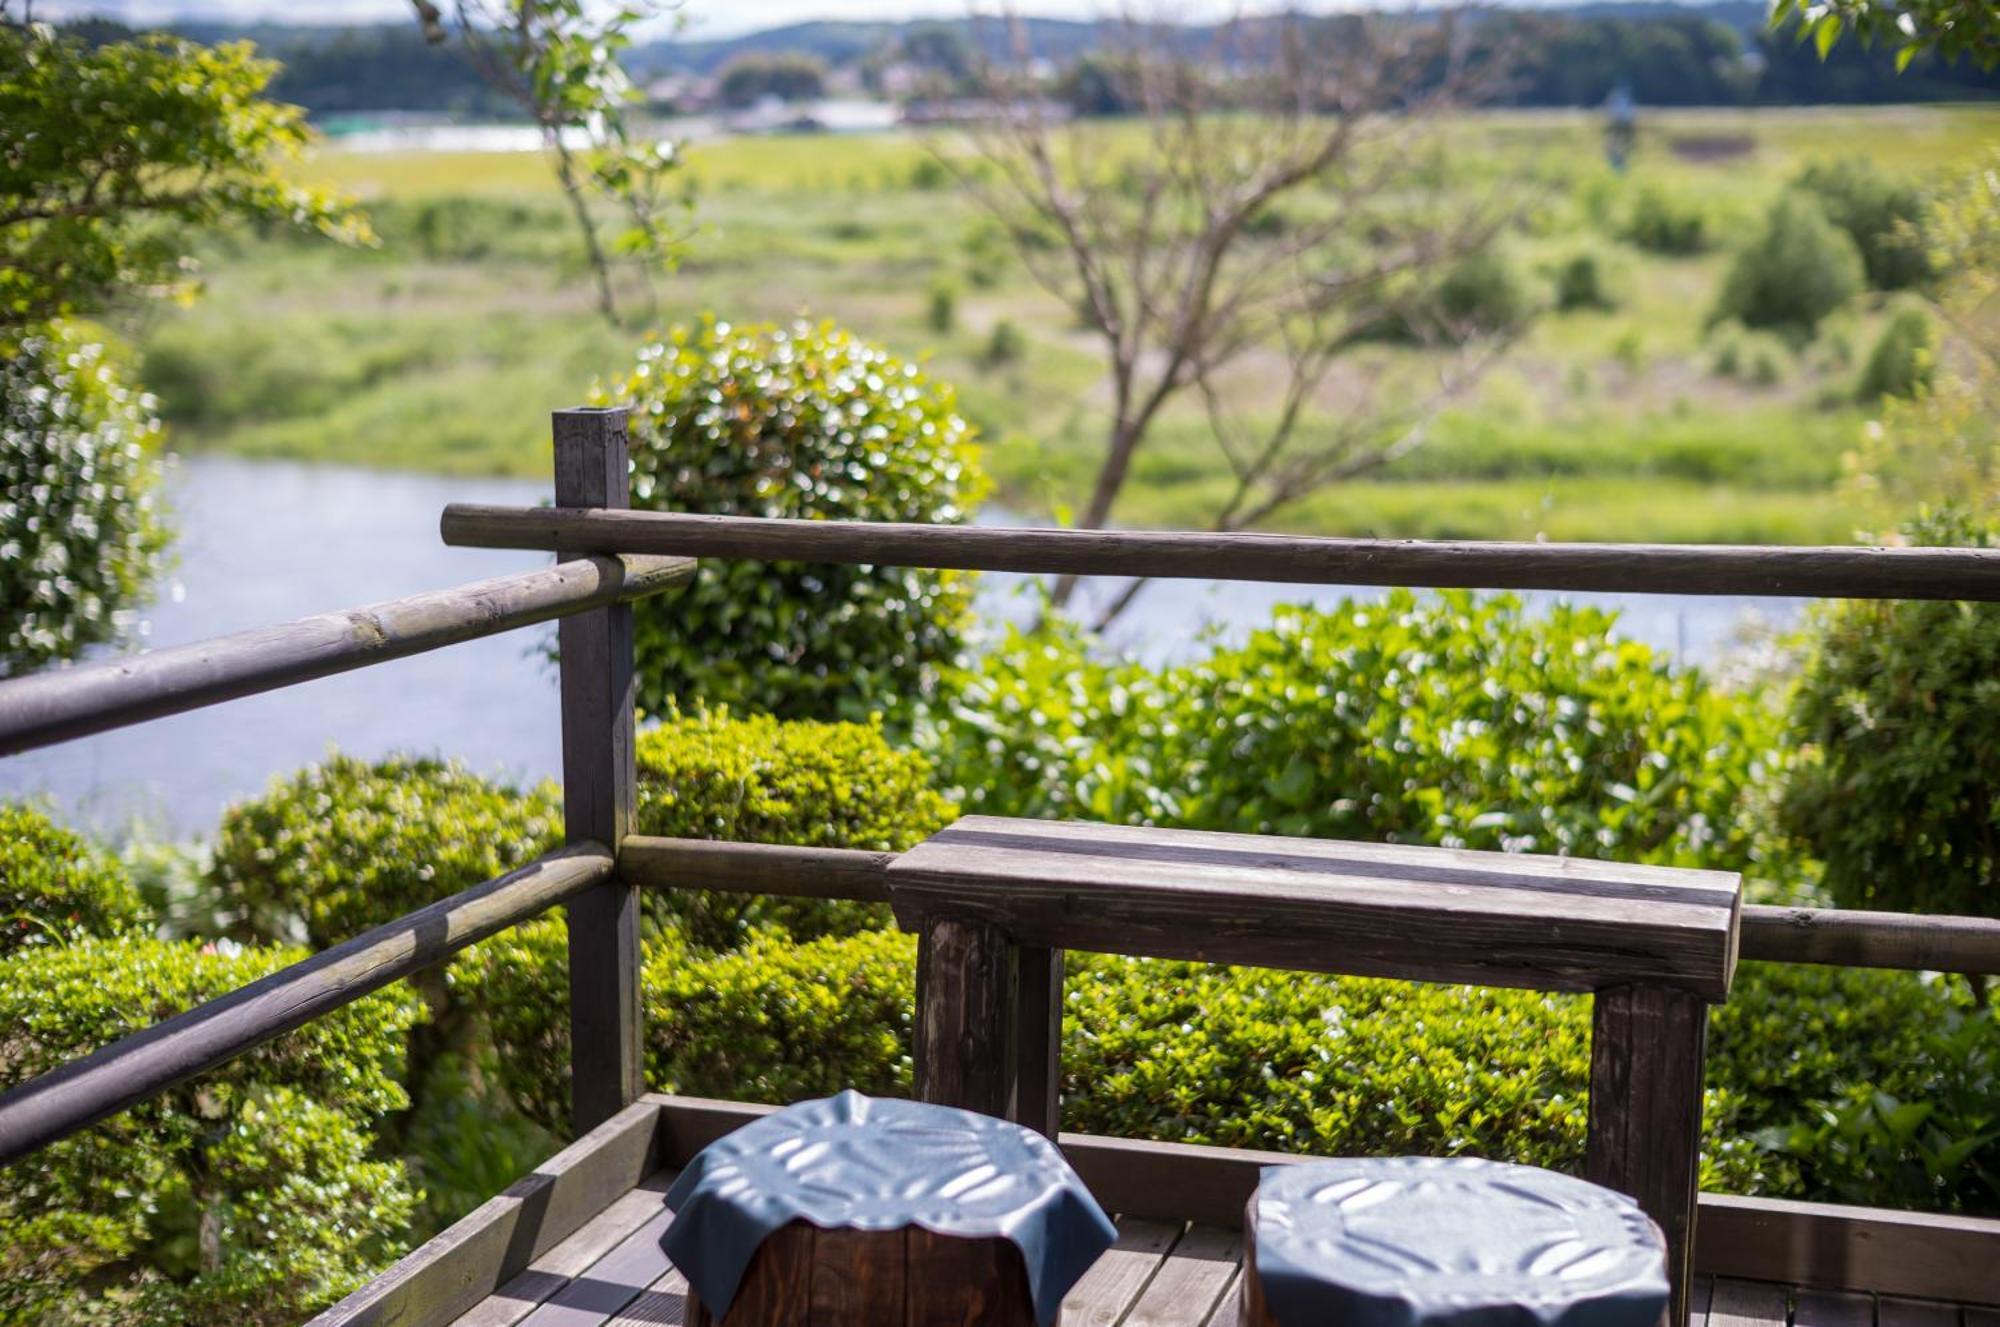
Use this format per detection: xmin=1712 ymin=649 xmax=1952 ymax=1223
xmin=1240 ymin=1158 xmax=1669 ymax=1327
xmin=663 ymin=1092 xmax=1114 ymax=1327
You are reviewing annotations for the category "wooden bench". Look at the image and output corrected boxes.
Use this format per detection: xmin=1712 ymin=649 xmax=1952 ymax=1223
xmin=886 ymin=816 xmax=1743 ymax=1327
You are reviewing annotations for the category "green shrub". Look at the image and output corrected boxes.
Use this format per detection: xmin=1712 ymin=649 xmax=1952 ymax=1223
xmin=209 ymin=753 xmax=562 ymax=948
xmin=0 ymin=802 xmax=150 ymax=955
xmin=1553 ymin=250 xmax=1617 ymax=311
xmin=1795 ymin=157 xmax=1932 ymax=291
xmin=1380 ymin=249 xmax=1537 ymax=344
xmin=928 ymin=593 xmax=1795 ymax=883
xmin=0 ymin=936 xmax=422 ymax=1324
xmin=1623 ymin=186 xmax=1709 ymax=255
xmin=1780 ymin=510 xmax=2000 ymax=926
xmin=455 ymin=918 xmax=916 ymax=1135
xmin=1711 ymin=192 xmax=1866 ymax=339
xmin=1 ymin=323 xmax=171 ymax=676
xmin=457 ymin=918 xmax=1998 ymax=1209
xmin=927 ymin=280 xmax=956 ymax=333
xmin=982 ymin=319 xmax=1025 ymax=367
xmin=1707 ymin=321 xmax=1793 ymax=387
xmin=633 ymin=706 xmax=955 ymax=948
xmin=596 ymin=318 xmax=987 ymax=723
xmin=1857 ymin=303 xmax=1938 ymax=401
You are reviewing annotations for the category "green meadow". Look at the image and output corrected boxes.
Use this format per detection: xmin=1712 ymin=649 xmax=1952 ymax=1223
xmin=138 ymin=103 xmax=2000 ymax=541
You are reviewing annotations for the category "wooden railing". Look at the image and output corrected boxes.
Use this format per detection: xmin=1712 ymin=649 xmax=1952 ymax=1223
xmin=2 ymin=404 xmax=1998 ymax=1318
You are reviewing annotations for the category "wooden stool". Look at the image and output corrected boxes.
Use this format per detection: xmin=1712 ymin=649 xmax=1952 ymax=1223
xmin=663 ymin=1091 xmax=1114 ymax=1327
xmin=685 ymin=1221 xmax=1037 ymax=1326
xmin=1241 ymin=1158 xmax=1669 ymax=1327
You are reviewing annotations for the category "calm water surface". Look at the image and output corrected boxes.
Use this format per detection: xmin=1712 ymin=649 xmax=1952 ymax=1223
xmin=0 ymin=456 xmax=1804 ymax=835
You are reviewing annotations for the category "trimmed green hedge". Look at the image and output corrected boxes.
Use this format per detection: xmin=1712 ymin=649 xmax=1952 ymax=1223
xmin=0 ymin=802 xmax=150 ymax=956
xmin=455 ymin=919 xmax=915 ymax=1135
xmin=454 ymin=918 xmax=1997 ymax=1209
xmin=0 ymin=936 xmax=423 ymax=1325
xmin=210 ymin=753 xmax=562 ymax=948
xmin=633 ymin=707 xmax=956 ymax=949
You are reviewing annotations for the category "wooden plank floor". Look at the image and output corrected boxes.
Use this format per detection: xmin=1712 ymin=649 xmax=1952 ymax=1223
xmin=445 ymin=1169 xmax=1990 ymax=1327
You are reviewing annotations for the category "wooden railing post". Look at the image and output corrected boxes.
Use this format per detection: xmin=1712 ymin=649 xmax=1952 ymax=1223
xmin=554 ymin=407 xmax=643 ymax=1134
xmin=910 ymin=915 xmax=1063 ymax=1138
xmin=1585 ymin=983 xmax=1709 ymax=1327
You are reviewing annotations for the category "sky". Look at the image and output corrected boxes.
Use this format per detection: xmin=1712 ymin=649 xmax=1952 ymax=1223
xmin=35 ymin=0 xmax=1585 ymax=41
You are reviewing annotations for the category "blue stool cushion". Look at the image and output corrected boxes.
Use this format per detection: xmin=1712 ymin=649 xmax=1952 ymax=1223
xmin=661 ymin=1090 xmax=1114 ymax=1327
xmin=1253 ymin=1157 xmax=1669 ymax=1327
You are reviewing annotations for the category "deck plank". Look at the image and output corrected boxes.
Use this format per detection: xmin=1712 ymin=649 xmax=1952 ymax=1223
xmin=1710 ymin=1279 xmax=1791 ymax=1327
xmin=450 ymin=1174 xmax=677 ymax=1327
xmin=512 ymin=1188 xmax=677 ymax=1327
xmin=1061 ymin=1218 xmax=1182 ymax=1327
xmin=1201 ymin=1271 xmax=1243 ymax=1327
xmin=1879 ymin=1300 xmax=1962 ymax=1327
xmin=1689 ymin=1277 xmax=1716 ymax=1327
xmin=1795 ymin=1290 xmax=1875 ymax=1327
xmin=1962 ymin=1309 xmax=1999 ymax=1327
xmin=601 ymin=1268 xmax=688 ymax=1327
xmin=1122 ymin=1224 xmax=1243 ymax=1327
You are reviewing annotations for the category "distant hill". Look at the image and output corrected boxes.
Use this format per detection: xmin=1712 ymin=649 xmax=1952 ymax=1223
xmin=60 ymin=5 xmax=1996 ymax=114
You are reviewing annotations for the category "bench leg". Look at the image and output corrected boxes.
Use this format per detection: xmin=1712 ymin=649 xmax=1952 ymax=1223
xmin=1586 ymin=983 xmax=1707 ymax=1327
xmin=913 ymin=917 xmax=1063 ymax=1137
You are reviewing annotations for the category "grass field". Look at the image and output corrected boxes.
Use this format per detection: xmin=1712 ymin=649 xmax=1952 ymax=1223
xmin=135 ymin=103 xmax=2000 ymax=542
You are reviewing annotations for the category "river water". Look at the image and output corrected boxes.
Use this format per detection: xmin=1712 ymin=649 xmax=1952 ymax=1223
xmin=0 ymin=456 xmax=1804 ymax=836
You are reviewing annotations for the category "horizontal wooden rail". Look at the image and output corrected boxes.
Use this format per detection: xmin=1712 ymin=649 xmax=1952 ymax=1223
xmin=0 ymin=553 xmax=695 ymax=756
xmin=618 ymin=837 xmax=2000 ymax=976
xmin=441 ymin=506 xmax=2000 ymax=602
xmin=0 ymin=844 xmax=613 ymax=1164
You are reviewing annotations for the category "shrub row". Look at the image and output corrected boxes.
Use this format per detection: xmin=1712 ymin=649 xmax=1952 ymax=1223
xmin=453 ymin=918 xmax=1998 ymax=1212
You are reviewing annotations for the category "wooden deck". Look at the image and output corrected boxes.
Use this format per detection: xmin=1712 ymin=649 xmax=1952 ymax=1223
xmin=442 ymin=1166 xmax=1993 ymax=1327
xmin=316 ymin=1097 xmax=2000 ymax=1327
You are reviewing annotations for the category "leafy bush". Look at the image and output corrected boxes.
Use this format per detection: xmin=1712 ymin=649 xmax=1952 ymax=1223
xmin=456 ymin=918 xmax=1999 ymax=1209
xmin=455 ymin=918 xmax=916 ymax=1135
xmin=1710 ymin=192 xmax=1866 ymax=339
xmin=597 ymin=318 xmax=987 ymax=723
xmin=1708 ymin=322 xmax=1791 ymax=387
xmin=0 ymin=936 xmax=422 ymax=1324
xmin=1795 ymin=157 xmax=1932 ymax=291
xmin=983 ymin=319 xmax=1025 ymax=367
xmin=1623 ymin=186 xmax=1709 ymax=255
xmin=1856 ymin=303 xmax=1938 ymax=401
xmin=209 ymin=753 xmax=562 ymax=948
xmin=0 ymin=801 xmax=150 ymax=955
xmin=927 ymin=280 xmax=956 ymax=333
xmin=927 ymin=593 xmax=1795 ymax=884
xmin=633 ymin=707 xmax=955 ymax=948
xmin=1377 ymin=249 xmax=1537 ymax=344
xmin=1780 ymin=510 xmax=2000 ymax=925
xmin=0 ymin=323 xmax=171 ymax=676
xmin=1553 ymin=250 xmax=1617 ymax=311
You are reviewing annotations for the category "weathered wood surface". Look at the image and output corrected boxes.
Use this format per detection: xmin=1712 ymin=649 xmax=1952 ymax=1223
xmin=393 ymin=1116 xmax=1997 ymax=1327
xmin=1739 ymin=905 xmax=2000 ymax=976
xmin=644 ymin=1097 xmax=2000 ymax=1310
xmin=0 ymin=553 xmax=693 ymax=758
xmin=555 ymin=408 xmax=646 ymax=1136
xmin=888 ymin=817 xmax=1742 ymax=998
xmin=680 ymin=1222 xmax=1040 ymax=1327
xmin=1012 ymin=943 xmax=1065 ymax=1138
xmin=438 ymin=504 xmax=2000 ymax=602
xmin=309 ymin=1097 xmax=664 ymax=1327
xmin=1708 ymin=1279 xmax=1790 ymax=1327
xmin=618 ymin=836 xmax=2000 ymax=978
xmin=913 ymin=915 xmax=1015 ymax=1121
xmin=1586 ymin=983 xmax=1710 ymax=1327
xmin=1697 ymin=1194 xmax=2000 ymax=1307
xmin=620 ymin=837 xmax=895 ymax=902
xmin=0 ymin=844 xmax=612 ymax=1164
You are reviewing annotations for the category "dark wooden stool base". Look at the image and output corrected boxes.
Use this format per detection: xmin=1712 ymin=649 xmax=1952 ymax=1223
xmin=684 ymin=1219 xmax=1046 ymax=1327
xmin=1240 ymin=1198 xmax=1274 ymax=1327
